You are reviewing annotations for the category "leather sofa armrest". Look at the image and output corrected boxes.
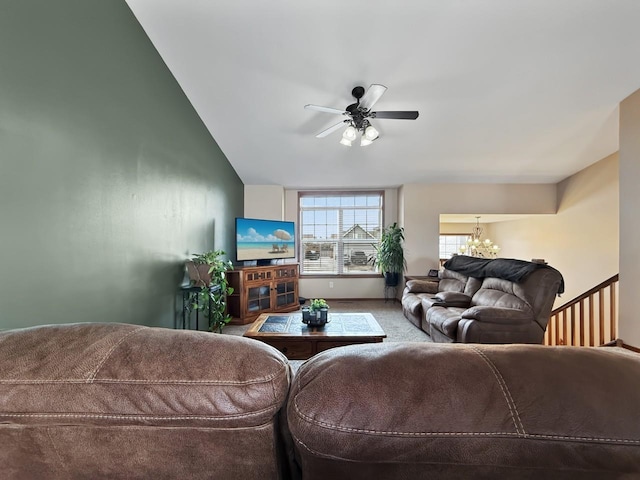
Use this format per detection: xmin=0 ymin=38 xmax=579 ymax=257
xmin=434 ymin=291 xmax=472 ymax=308
xmin=405 ymin=279 xmax=440 ymax=294
xmin=461 ymin=306 xmax=534 ymax=325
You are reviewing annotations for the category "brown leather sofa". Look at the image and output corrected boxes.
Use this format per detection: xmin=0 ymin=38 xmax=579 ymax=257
xmin=4 ymin=323 xmax=639 ymax=479
xmin=286 ymin=342 xmax=640 ymax=479
xmin=402 ymin=257 xmax=564 ymax=344
xmin=0 ymin=323 xmax=291 ymax=480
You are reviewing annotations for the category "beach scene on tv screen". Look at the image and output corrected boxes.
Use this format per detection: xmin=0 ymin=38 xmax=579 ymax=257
xmin=237 ymin=219 xmax=295 ymax=260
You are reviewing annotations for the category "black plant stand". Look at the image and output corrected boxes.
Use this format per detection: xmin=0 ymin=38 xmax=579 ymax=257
xmin=180 ymin=285 xmax=220 ymax=330
xmin=384 ymin=285 xmax=398 ymax=303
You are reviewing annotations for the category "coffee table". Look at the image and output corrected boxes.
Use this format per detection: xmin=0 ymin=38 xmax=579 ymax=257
xmin=243 ymin=312 xmax=386 ymax=360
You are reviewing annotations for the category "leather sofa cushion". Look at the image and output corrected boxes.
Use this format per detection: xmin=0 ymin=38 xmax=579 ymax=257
xmin=0 ymin=323 xmax=291 ymax=480
xmin=462 ymin=306 xmax=535 ymax=325
xmin=0 ymin=323 xmax=290 ymax=428
xmin=402 ymin=292 xmax=433 ymax=316
xmin=404 ymin=279 xmax=439 ymax=294
xmin=427 ymin=306 xmax=466 ymax=337
xmin=434 ymin=291 xmax=472 ymax=307
xmin=287 ymin=343 xmax=640 ymax=479
xmin=472 ymin=278 xmax=530 ymax=310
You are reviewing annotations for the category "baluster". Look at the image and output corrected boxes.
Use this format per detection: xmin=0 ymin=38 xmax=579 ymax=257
xmin=599 ymin=290 xmax=605 ymax=345
xmin=610 ymin=283 xmax=617 ymax=340
xmin=589 ymin=294 xmax=595 ymax=346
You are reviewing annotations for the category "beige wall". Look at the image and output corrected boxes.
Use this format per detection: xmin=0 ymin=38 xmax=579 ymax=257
xmin=492 ymin=154 xmax=619 ymax=306
xmin=246 ymin=184 xmax=557 ymax=299
xmin=619 ymin=89 xmax=640 ymax=345
xmin=402 ymin=184 xmax=557 ymax=275
xmin=440 ymin=222 xmax=495 ymax=236
xmin=243 ymin=186 xmax=399 ymax=298
xmin=244 ymin=185 xmax=284 ymax=220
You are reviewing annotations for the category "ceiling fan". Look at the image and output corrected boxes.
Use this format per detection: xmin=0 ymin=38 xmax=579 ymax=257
xmin=304 ymin=84 xmax=419 ymax=146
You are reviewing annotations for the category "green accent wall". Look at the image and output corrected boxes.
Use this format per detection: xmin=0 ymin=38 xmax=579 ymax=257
xmin=0 ymin=1 xmax=243 ymax=329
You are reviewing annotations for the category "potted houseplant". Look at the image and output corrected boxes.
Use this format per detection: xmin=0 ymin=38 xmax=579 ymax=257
xmin=374 ymin=222 xmax=407 ymax=287
xmin=302 ymin=298 xmax=330 ymax=326
xmin=187 ymin=250 xmax=234 ymax=333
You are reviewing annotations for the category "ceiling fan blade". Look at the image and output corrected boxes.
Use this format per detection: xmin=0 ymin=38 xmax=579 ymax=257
xmin=372 ymin=111 xmax=419 ymax=120
xmin=305 ymin=104 xmax=348 ymax=115
xmin=315 ymin=120 xmax=348 ymax=138
xmin=359 ymin=84 xmax=387 ymax=111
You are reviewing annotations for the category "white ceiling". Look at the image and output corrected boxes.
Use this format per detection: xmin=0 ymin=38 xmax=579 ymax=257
xmin=125 ymin=0 xmax=640 ymax=189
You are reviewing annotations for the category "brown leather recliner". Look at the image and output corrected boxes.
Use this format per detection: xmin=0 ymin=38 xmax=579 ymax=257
xmin=403 ymin=258 xmax=563 ymax=344
xmin=286 ymin=342 xmax=640 ymax=479
xmin=428 ymin=267 xmax=563 ymax=343
xmin=0 ymin=323 xmax=291 ymax=480
xmin=401 ymin=269 xmax=481 ymax=328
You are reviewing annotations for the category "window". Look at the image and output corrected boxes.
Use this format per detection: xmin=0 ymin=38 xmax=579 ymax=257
xmin=299 ymin=192 xmax=383 ymax=275
xmin=439 ymin=234 xmax=468 ymax=262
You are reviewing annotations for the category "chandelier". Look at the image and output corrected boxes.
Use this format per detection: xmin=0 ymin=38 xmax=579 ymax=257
xmin=459 ymin=217 xmax=500 ymax=258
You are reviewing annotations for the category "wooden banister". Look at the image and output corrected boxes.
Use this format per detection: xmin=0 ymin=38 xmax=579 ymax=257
xmin=547 ymin=274 xmax=619 ymax=346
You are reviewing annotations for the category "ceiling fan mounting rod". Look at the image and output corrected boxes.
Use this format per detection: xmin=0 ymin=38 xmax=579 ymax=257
xmin=351 ymin=86 xmax=365 ymax=100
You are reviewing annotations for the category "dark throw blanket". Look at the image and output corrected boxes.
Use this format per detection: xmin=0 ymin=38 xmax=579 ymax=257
xmin=443 ymin=256 xmax=565 ymax=294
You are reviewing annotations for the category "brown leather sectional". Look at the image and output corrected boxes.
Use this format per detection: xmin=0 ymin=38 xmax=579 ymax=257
xmin=2 ymin=323 xmax=639 ymax=479
xmin=402 ymin=257 xmax=564 ymax=343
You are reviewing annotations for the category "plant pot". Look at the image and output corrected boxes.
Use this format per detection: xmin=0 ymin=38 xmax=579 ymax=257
xmin=186 ymin=261 xmax=211 ymax=287
xmin=384 ymin=272 xmax=399 ymax=287
xmin=302 ymin=308 xmax=330 ymax=327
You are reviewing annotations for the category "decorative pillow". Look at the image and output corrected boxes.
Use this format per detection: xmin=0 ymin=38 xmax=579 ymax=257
xmin=434 ymin=291 xmax=472 ymax=308
xmin=405 ymin=280 xmax=440 ymax=294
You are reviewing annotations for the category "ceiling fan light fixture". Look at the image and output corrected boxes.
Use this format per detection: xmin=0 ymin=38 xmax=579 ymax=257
xmin=343 ymin=125 xmax=357 ymax=141
xmin=364 ymin=125 xmax=379 ymax=140
xmin=306 ymin=84 xmax=419 ymax=145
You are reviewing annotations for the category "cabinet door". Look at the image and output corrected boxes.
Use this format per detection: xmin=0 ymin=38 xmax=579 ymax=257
xmin=274 ymin=280 xmax=297 ymax=308
xmin=247 ymin=284 xmax=272 ymax=314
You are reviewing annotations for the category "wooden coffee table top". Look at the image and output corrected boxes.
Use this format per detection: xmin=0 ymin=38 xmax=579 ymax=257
xmin=244 ymin=312 xmax=386 ymax=341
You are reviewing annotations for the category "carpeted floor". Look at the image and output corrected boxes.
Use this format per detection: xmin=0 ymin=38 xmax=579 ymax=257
xmin=223 ymin=300 xmax=431 ymax=371
xmin=223 ymin=299 xmax=430 ymax=342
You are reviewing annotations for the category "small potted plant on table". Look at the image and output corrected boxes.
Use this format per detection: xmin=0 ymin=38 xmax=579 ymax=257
xmin=302 ymin=298 xmax=330 ymax=327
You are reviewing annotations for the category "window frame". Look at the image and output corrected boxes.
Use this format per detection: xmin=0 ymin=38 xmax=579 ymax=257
xmin=298 ymin=190 xmax=385 ymax=278
xmin=439 ymin=233 xmax=469 ymax=264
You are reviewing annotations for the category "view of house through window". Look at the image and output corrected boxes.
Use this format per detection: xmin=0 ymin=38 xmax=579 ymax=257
xmin=299 ymin=192 xmax=383 ymax=275
xmin=439 ymin=234 xmax=469 ymax=263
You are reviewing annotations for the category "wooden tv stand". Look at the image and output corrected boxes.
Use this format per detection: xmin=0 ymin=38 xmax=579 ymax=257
xmin=226 ymin=264 xmax=299 ymax=324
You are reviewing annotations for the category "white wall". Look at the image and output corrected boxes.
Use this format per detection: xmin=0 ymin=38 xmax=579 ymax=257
xmin=619 ymin=89 xmax=640 ymax=346
xmin=492 ymin=153 xmax=619 ymax=306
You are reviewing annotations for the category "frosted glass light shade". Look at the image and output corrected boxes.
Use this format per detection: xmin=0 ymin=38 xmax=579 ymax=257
xmin=343 ymin=126 xmax=357 ymax=141
xmin=364 ymin=125 xmax=379 ymax=140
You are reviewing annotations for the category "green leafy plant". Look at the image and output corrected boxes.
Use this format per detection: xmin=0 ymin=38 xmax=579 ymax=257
xmin=190 ymin=250 xmax=234 ymax=333
xmin=374 ymin=223 xmax=406 ymax=286
xmin=309 ymin=298 xmax=329 ymax=311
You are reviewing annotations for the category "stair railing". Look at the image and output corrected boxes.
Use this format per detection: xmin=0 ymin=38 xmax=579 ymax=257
xmin=545 ymin=274 xmax=619 ymax=346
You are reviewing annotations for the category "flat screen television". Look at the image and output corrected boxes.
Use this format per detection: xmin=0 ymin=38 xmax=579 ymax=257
xmin=235 ymin=217 xmax=296 ymax=265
